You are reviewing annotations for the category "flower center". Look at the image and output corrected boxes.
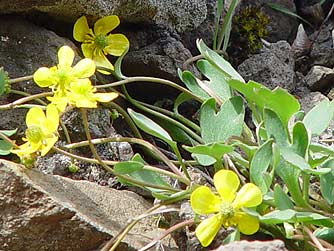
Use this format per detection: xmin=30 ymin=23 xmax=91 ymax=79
xmin=220 ymin=202 xmax=234 ymax=219
xmin=26 ymin=126 xmax=43 ymax=144
xmin=94 ymin=34 xmax=108 ymax=49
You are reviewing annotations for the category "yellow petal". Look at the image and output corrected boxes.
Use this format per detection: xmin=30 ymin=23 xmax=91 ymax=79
xmin=47 ymin=96 xmax=68 ymax=112
xmin=233 ymin=183 xmax=262 ymax=209
xmin=195 ymin=214 xmax=223 ymax=247
xmin=94 ymin=15 xmax=120 ymax=35
xmin=33 ymin=67 xmax=56 ymax=87
xmin=235 ymin=212 xmax=259 ymax=235
xmin=190 ymin=186 xmax=221 ymax=215
xmin=26 ymin=107 xmax=45 ymax=127
xmin=41 ymin=136 xmax=58 ymax=156
xmin=11 ymin=142 xmax=37 ymax=156
xmin=72 ymin=58 xmax=96 ymax=78
xmin=82 ymin=43 xmax=95 ymax=59
xmin=93 ymin=51 xmax=114 ymax=74
xmin=58 ymin=46 xmax=74 ymax=69
xmin=94 ymin=92 xmax=118 ymax=103
xmin=214 ymin=170 xmax=239 ymax=203
xmin=104 ymin=34 xmax=129 ymax=56
xmin=45 ymin=104 xmax=59 ymax=133
xmin=73 ymin=16 xmax=91 ymax=42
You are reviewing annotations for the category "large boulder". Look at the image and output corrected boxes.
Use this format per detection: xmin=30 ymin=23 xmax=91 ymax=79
xmin=0 ymin=0 xmax=207 ymax=32
xmin=0 ymin=159 xmax=168 ymax=251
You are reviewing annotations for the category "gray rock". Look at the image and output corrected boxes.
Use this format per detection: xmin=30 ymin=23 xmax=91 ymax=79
xmin=310 ymin=22 xmax=334 ymax=68
xmin=0 ymin=0 xmax=207 ymax=32
xmin=123 ymin=36 xmax=198 ymax=102
xmin=214 ymin=240 xmax=288 ymax=251
xmin=240 ymin=0 xmax=298 ymax=42
xmin=299 ymin=91 xmax=328 ymax=114
xmin=303 ymin=65 xmax=334 ymax=91
xmin=238 ymin=41 xmax=296 ymax=91
xmin=0 ymin=159 xmax=160 ymax=251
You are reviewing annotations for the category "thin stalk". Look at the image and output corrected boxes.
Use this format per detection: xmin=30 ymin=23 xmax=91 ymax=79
xmin=137 ymin=100 xmax=200 ymax=133
xmin=138 ymin=219 xmax=194 ymax=251
xmin=0 ymin=91 xmax=53 ymax=110
xmin=94 ymin=76 xmax=202 ymax=103
xmin=303 ymin=226 xmax=327 ymax=251
xmin=64 ymin=136 xmax=187 ymax=181
xmin=102 ymin=101 xmax=142 ymax=139
xmin=122 ymin=85 xmax=203 ymax=144
xmin=8 ymin=75 xmax=33 ymax=84
xmin=102 ymin=204 xmax=162 ymax=251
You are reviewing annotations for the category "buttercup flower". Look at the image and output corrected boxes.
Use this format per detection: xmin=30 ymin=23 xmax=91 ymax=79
xmin=73 ymin=15 xmax=129 ymax=74
xmin=33 ymin=45 xmax=96 ymax=95
xmin=190 ymin=170 xmax=262 ymax=247
xmin=66 ymin=78 xmax=119 ymax=108
xmin=11 ymin=104 xmax=59 ymax=158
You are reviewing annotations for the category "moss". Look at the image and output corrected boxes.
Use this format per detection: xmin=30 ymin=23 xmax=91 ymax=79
xmin=227 ymin=6 xmax=269 ymax=65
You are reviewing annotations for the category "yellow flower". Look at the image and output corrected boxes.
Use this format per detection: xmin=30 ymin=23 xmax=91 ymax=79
xmin=33 ymin=45 xmax=96 ymax=95
xmin=73 ymin=15 xmax=129 ymax=74
xmin=11 ymin=104 xmax=59 ymax=158
xmin=66 ymin=78 xmax=119 ymax=108
xmin=190 ymin=170 xmax=262 ymax=247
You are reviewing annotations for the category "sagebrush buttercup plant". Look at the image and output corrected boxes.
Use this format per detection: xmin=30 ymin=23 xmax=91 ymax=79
xmin=11 ymin=104 xmax=59 ymax=159
xmin=190 ymin=169 xmax=262 ymax=247
xmin=73 ymin=15 xmax=129 ymax=74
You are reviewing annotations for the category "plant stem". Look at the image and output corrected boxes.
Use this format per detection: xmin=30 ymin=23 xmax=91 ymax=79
xmin=95 ymin=76 xmax=202 ymax=103
xmin=8 ymin=75 xmax=33 ymax=84
xmin=64 ymin=136 xmax=188 ymax=182
xmin=101 ymin=204 xmax=162 ymax=251
xmin=138 ymin=219 xmax=194 ymax=251
xmin=0 ymin=91 xmax=52 ymax=110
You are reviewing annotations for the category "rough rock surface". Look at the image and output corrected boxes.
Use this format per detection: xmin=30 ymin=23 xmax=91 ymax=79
xmin=0 ymin=0 xmax=207 ymax=32
xmin=214 ymin=240 xmax=288 ymax=251
xmin=237 ymin=41 xmax=295 ymax=91
xmin=0 ymin=159 xmax=160 ymax=251
xmin=303 ymin=65 xmax=334 ymax=91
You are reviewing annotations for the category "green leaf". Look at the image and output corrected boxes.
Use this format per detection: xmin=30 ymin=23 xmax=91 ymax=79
xmin=314 ymin=228 xmax=334 ymax=244
xmin=0 ymin=140 xmax=12 ymax=155
xmin=0 ymin=67 xmax=9 ymax=96
xmin=290 ymin=122 xmax=309 ymax=156
xmin=128 ymin=108 xmax=173 ymax=143
xmin=261 ymin=209 xmax=333 ymax=227
xmin=320 ymin=160 xmax=334 ymax=205
xmin=179 ymin=71 xmax=209 ymax=100
xmin=274 ymin=184 xmax=294 ymax=210
xmin=223 ymin=229 xmax=240 ymax=245
xmin=260 ymin=209 xmax=296 ymax=224
xmin=303 ymin=99 xmax=334 ymax=136
xmin=173 ymin=92 xmax=192 ymax=114
xmin=295 ymin=212 xmax=333 ymax=227
xmin=196 ymin=39 xmax=245 ymax=82
xmin=0 ymin=129 xmax=17 ymax=136
xmin=200 ymin=97 xmax=244 ymax=143
xmin=263 ymin=108 xmax=289 ymax=147
xmin=114 ymin=160 xmax=172 ymax=196
xmin=280 ymin=148 xmax=330 ymax=175
xmin=250 ymin=139 xmax=273 ymax=193
xmin=191 ymin=153 xmax=216 ymax=166
xmin=197 ymin=59 xmax=232 ymax=102
xmin=183 ymin=143 xmax=233 ymax=161
xmin=275 ymin=159 xmax=306 ymax=207
xmin=229 ymin=80 xmax=300 ymax=127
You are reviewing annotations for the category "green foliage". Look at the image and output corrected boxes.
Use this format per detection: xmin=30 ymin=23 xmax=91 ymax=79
xmin=0 ymin=129 xmax=16 ymax=155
